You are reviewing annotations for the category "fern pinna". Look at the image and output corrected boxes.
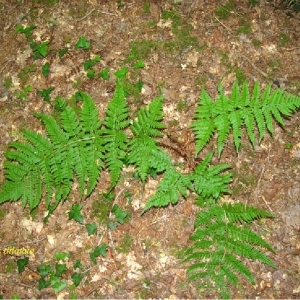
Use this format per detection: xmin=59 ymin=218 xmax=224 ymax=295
xmin=191 ymin=81 xmax=300 ymax=157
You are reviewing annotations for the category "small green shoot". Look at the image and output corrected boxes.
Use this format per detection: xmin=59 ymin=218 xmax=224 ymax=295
xmin=69 ymin=204 xmax=84 ymax=224
xmin=75 ymin=36 xmax=90 ymax=50
xmin=15 ymin=85 xmax=32 ymax=100
xmin=285 ymin=142 xmax=293 ymax=149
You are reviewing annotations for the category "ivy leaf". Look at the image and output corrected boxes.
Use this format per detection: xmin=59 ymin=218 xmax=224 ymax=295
xmin=12 ymin=295 xmax=20 ymax=300
xmin=55 ymin=263 xmax=68 ymax=277
xmin=83 ymin=60 xmax=95 ymax=71
xmin=112 ymin=204 xmax=128 ymax=224
xmin=69 ymin=204 xmax=84 ymax=224
xmin=51 ymin=277 xmax=67 ymax=293
xmin=90 ymin=244 xmax=107 ymax=264
xmin=31 ymin=41 xmax=50 ymax=59
xmin=85 ymin=223 xmax=97 ymax=236
xmin=42 ymin=62 xmax=50 ymax=77
xmin=37 ymin=87 xmax=54 ymax=102
xmin=54 ymin=251 xmax=71 ymax=261
xmin=86 ymin=69 xmax=95 ymax=79
xmin=59 ymin=47 xmax=68 ymax=59
xmin=71 ymin=272 xmax=84 ymax=287
xmin=98 ymin=68 xmax=110 ymax=80
xmin=14 ymin=24 xmax=24 ymax=34
xmin=75 ymin=36 xmax=90 ymax=50
xmin=133 ymin=60 xmax=145 ymax=69
xmin=23 ymin=85 xmax=32 ymax=93
xmin=108 ymin=221 xmax=117 ymax=230
xmin=38 ymin=278 xmax=51 ymax=290
xmin=73 ymin=259 xmax=84 ymax=270
xmin=37 ymin=264 xmax=52 ymax=278
xmin=15 ymin=24 xmax=36 ymax=38
xmin=17 ymin=257 xmax=29 ymax=273
xmin=114 ymin=67 xmax=128 ymax=79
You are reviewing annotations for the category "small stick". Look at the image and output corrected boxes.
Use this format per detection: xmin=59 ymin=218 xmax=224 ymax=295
xmin=75 ymin=9 xmax=96 ymax=22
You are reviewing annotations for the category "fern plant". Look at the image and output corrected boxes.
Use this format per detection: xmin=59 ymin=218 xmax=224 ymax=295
xmin=191 ymin=81 xmax=300 ymax=157
xmin=1 ymin=80 xmax=300 ymax=298
xmin=183 ymin=203 xmax=275 ymax=298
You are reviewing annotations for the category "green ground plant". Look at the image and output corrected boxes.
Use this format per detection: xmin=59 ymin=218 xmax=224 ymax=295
xmin=1 ymin=27 xmax=300 ymax=299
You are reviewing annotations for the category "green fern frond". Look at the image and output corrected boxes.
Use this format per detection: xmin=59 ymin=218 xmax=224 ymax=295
xmin=102 ymin=80 xmax=130 ymax=188
xmin=0 ymin=91 xmax=104 ymax=210
xmin=223 ymin=202 xmax=274 ymax=223
xmin=128 ymin=96 xmax=165 ymax=182
xmin=142 ymin=152 xmax=192 ymax=213
xmin=191 ymin=152 xmax=232 ymax=202
xmin=184 ymin=202 xmax=276 ymax=298
xmin=192 ymin=81 xmax=300 ymax=157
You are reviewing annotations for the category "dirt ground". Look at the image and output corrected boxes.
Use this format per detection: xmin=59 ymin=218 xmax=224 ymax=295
xmin=0 ymin=0 xmax=300 ymax=298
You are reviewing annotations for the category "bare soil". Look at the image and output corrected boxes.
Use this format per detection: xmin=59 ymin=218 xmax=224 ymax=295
xmin=0 ymin=0 xmax=300 ymax=298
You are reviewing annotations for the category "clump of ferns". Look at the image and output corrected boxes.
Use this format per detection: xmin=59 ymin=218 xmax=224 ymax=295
xmin=1 ymin=79 xmax=300 ymax=298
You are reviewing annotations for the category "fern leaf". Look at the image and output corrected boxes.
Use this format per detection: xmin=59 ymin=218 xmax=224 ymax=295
xmin=128 ymin=96 xmax=165 ymax=181
xmin=223 ymin=202 xmax=274 ymax=223
xmin=191 ymin=152 xmax=232 ymax=201
xmin=103 ymin=80 xmax=130 ymax=187
xmin=192 ymin=81 xmax=300 ymax=157
xmin=184 ymin=203 xmax=276 ymax=298
xmin=0 ymin=90 xmax=104 ymax=210
xmin=191 ymin=89 xmax=215 ymax=155
xmin=142 ymin=164 xmax=191 ymax=213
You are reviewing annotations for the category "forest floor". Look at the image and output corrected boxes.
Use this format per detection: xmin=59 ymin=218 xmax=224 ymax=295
xmin=0 ymin=0 xmax=300 ymax=298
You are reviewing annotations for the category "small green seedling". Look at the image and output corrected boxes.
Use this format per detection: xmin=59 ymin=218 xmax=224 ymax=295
xmin=15 ymin=85 xmax=32 ymax=100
